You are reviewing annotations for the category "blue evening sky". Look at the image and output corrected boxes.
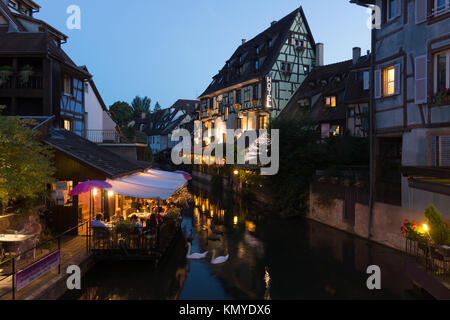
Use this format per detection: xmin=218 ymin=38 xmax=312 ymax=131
xmin=37 ymin=0 xmax=370 ymax=109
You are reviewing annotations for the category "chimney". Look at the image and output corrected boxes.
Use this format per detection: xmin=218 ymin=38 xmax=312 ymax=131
xmin=242 ymin=39 xmax=246 ymax=45
xmin=353 ymin=47 xmax=361 ymax=65
xmin=271 ymin=21 xmax=277 ymax=26
xmin=316 ymin=43 xmax=324 ymax=67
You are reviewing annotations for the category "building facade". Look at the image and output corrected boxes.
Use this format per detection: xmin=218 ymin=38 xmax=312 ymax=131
xmin=281 ymin=47 xmax=371 ymax=139
xmin=354 ymin=0 xmax=450 ymax=215
xmin=197 ymin=7 xmax=317 ymax=145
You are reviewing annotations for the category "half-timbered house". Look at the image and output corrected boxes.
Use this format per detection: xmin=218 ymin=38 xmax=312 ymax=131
xmin=281 ymin=47 xmax=371 ymax=138
xmin=197 ymin=6 xmax=317 ymax=145
xmin=353 ymin=0 xmax=450 ymax=215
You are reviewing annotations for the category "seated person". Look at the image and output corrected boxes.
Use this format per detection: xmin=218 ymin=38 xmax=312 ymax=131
xmin=18 ymin=216 xmax=42 ymax=259
xmin=130 ymin=215 xmax=143 ymax=234
xmin=91 ymin=213 xmax=107 ymax=228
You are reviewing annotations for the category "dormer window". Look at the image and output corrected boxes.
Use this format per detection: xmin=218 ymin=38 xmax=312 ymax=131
xmin=21 ymin=7 xmax=31 ymax=16
xmin=256 ymin=47 xmax=260 ymax=55
xmin=255 ymin=60 xmax=259 ymax=71
xmin=239 ymin=56 xmax=243 ymax=64
xmin=8 ymin=0 xmax=18 ymax=10
xmin=268 ymin=39 xmax=273 ymax=48
xmin=325 ymin=96 xmax=337 ymax=107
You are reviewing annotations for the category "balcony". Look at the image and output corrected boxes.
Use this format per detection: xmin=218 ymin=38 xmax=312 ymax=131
xmin=0 ymin=73 xmax=43 ymax=90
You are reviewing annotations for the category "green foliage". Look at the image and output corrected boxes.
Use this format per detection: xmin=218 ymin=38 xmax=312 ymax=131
xmin=323 ymin=132 xmax=369 ymax=167
xmin=19 ymin=64 xmax=34 ymax=84
xmin=265 ymin=116 xmax=326 ymax=217
xmin=0 ymin=115 xmax=55 ymax=214
xmin=0 ymin=65 xmax=13 ymax=85
xmin=424 ymin=205 xmax=450 ymax=246
xmin=166 ymin=207 xmax=181 ymax=220
xmin=131 ymin=96 xmax=151 ymax=118
xmin=143 ymin=146 xmax=153 ymax=162
xmin=109 ymin=101 xmax=134 ymax=127
xmin=114 ymin=221 xmax=135 ymax=236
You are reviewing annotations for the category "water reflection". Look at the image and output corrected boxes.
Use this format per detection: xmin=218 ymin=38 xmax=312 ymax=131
xmin=62 ymin=183 xmax=425 ymax=300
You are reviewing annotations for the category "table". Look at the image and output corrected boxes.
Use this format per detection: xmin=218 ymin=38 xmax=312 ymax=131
xmin=0 ymin=234 xmax=36 ymax=258
xmin=127 ymin=212 xmax=151 ymax=219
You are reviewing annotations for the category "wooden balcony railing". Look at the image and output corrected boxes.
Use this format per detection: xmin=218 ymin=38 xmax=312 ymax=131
xmin=0 ymin=74 xmax=43 ymax=90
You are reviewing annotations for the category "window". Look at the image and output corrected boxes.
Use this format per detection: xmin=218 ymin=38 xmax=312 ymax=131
xmin=268 ymin=39 xmax=272 ymax=48
xmin=258 ymin=116 xmax=267 ymax=130
xmin=433 ymin=0 xmax=449 ymax=15
xmin=21 ymin=7 xmax=31 ymax=16
xmin=236 ymin=90 xmax=242 ymax=104
xmin=303 ymin=65 xmax=310 ymax=74
xmin=435 ymin=50 xmax=449 ymax=93
xmin=224 ymin=106 xmax=229 ymax=121
xmin=330 ymin=125 xmax=341 ymax=136
xmin=325 ymin=96 xmax=337 ymax=107
xmin=63 ymin=75 xmax=72 ymax=95
xmin=255 ymin=60 xmax=259 ymax=71
xmin=430 ymin=135 xmax=450 ymax=166
xmin=236 ymin=118 xmax=243 ymax=130
xmin=388 ymin=0 xmax=397 ymax=20
xmin=256 ymin=47 xmax=260 ymax=55
xmin=63 ymin=119 xmax=72 ymax=131
xmin=8 ymin=0 xmax=18 ymax=10
xmin=281 ymin=62 xmax=291 ymax=73
xmin=239 ymin=56 xmax=243 ymax=64
xmin=383 ymin=66 xmax=396 ymax=96
xmin=253 ymin=84 xmax=259 ymax=100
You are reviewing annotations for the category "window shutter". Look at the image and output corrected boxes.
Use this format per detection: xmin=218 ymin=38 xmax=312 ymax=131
xmin=441 ymin=137 xmax=450 ymax=166
xmin=375 ymin=69 xmax=382 ymax=99
xmin=394 ymin=64 xmax=401 ymax=95
xmin=396 ymin=0 xmax=402 ymax=17
xmin=415 ymin=0 xmax=427 ymax=24
xmin=414 ymin=55 xmax=427 ymax=104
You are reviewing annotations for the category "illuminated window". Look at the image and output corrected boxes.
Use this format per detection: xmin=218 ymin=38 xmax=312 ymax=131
xmin=330 ymin=125 xmax=340 ymax=136
xmin=433 ymin=0 xmax=449 ymax=15
xmin=236 ymin=118 xmax=243 ymax=130
xmin=258 ymin=116 xmax=267 ymax=130
xmin=224 ymin=106 xmax=229 ymax=121
xmin=325 ymin=96 xmax=337 ymax=107
xmin=383 ymin=66 xmax=396 ymax=96
xmin=63 ymin=119 xmax=72 ymax=131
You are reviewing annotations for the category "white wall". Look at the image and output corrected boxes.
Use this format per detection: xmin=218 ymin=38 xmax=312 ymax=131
xmin=84 ymin=82 xmax=104 ymax=142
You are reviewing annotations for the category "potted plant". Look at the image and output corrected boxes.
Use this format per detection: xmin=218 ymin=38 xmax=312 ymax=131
xmin=166 ymin=207 xmax=182 ymax=228
xmin=0 ymin=65 xmax=13 ymax=86
xmin=19 ymin=65 xmax=34 ymax=85
xmin=434 ymin=88 xmax=450 ymax=106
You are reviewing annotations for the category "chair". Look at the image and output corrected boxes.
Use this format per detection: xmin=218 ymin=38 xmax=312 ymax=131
xmin=92 ymin=227 xmax=110 ymax=250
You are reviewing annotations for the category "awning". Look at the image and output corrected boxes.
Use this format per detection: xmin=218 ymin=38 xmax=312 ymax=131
xmin=106 ymin=169 xmax=188 ymax=200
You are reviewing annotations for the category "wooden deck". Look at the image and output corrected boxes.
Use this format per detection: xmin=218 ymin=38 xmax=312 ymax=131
xmin=0 ymin=236 xmax=90 ymax=300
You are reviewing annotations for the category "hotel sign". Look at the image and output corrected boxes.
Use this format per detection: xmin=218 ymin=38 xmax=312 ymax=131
xmin=266 ymin=75 xmax=272 ymax=108
xmin=16 ymin=250 xmax=60 ymax=291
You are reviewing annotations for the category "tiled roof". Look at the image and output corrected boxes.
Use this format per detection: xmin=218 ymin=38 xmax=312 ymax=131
xmin=199 ymin=7 xmax=314 ymax=98
xmin=138 ymin=99 xmax=198 ymax=136
xmin=281 ymin=55 xmax=370 ymax=122
xmin=43 ymin=128 xmax=150 ymax=178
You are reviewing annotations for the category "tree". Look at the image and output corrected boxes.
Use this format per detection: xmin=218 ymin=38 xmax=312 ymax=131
xmin=264 ymin=116 xmax=327 ymax=217
xmin=131 ymin=96 xmax=152 ymax=118
xmin=0 ymin=114 xmax=55 ymax=214
xmin=154 ymin=102 xmax=162 ymax=112
xmin=109 ymin=101 xmax=133 ymax=127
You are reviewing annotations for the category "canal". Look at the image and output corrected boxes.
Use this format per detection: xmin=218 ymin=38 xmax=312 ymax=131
xmin=61 ymin=183 xmax=425 ymax=300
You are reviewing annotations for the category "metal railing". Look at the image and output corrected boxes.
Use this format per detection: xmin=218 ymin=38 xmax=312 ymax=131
xmin=85 ymin=130 xmax=148 ymax=145
xmin=0 ymin=74 xmax=43 ymax=90
xmin=406 ymin=238 xmax=450 ymax=281
xmin=0 ymin=221 xmax=89 ymax=300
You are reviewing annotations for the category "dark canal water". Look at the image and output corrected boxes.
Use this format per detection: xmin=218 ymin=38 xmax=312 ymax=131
xmin=61 ymin=183 xmax=425 ymax=300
